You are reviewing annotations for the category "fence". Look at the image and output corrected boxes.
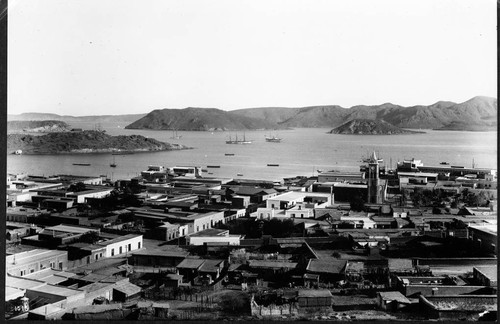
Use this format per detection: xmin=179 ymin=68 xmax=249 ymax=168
xmin=142 ymin=286 xmax=215 ymax=306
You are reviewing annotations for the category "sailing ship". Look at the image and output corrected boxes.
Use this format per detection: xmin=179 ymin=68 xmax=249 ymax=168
xmin=110 ymin=156 xmax=117 ymax=168
xmin=170 ymin=130 xmax=182 ymax=139
xmin=226 ymin=133 xmax=252 ymax=144
xmin=265 ymin=135 xmax=282 ymax=143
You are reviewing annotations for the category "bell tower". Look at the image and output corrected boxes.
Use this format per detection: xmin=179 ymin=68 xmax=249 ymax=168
xmin=367 ymin=151 xmax=381 ymax=203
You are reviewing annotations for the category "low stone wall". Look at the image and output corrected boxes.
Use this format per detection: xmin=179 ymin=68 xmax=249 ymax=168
xmin=419 ymin=295 xmax=497 ymax=320
xmin=250 ymin=295 xmax=298 ymax=317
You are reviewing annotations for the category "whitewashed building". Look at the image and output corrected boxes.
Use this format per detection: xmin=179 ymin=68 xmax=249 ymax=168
xmin=97 ymin=234 xmax=143 ymax=257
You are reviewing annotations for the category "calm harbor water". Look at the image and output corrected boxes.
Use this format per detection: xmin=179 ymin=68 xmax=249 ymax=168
xmin=7 ymin=122 xmax=497 ymax=181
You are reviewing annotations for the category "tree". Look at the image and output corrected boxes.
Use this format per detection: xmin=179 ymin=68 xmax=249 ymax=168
xmin=432 ymin=206 xmax=442 ymax=214
xmin=262 ymin=218 xmax=295 ymax=237
xmin=79 ymin=231 xmax=100 ymax=244
xmin=69 ymin=182 xmax=86 ymax=192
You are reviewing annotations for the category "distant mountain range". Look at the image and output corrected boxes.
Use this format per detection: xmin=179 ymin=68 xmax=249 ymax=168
xmin=8 ymin=96 xmax=497 ymax=131
xmin=7 ymin=120 xmax=71 ymax=133
xmin=126 ymin=96 xmax=497 ymax=131
xmin=7 ymin=113 xmax=147 ymax=124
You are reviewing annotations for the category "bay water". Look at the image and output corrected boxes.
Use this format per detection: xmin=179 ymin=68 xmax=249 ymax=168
xmin=7 ymin=122 xmax=497 ymax=181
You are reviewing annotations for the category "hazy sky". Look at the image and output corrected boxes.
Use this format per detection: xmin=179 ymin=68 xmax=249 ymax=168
xmin=8 ymin=0 xmax=497 ymax=116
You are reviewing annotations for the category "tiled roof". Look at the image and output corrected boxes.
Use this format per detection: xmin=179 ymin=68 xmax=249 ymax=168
xmin=306 ymin=259 xmax=347 ymax=274
xmin=176 ymin=258 xmax=205 ymax=269
xmin=298 ymin=289 xmax=333 ymax=298
xmin=248 ymin=260 xmax=298 ymax=269
xmin=378 ymin=291 xmax=411 ymax=304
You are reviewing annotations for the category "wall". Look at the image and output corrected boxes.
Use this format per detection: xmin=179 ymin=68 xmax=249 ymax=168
xmin=103 ymin=235 xmax=143 ymax=258
xmin=250 ymin=297 xmax=299 ymax=317
xmin=403 ymin=285 xmax=490 ymax=297
xmin=7 ymin=251 xmax=69 ymax=276
xmin=190 ymin=212 xmax=224 ymax=233
xmin=188 ymin=235 xmax=240 ymax=246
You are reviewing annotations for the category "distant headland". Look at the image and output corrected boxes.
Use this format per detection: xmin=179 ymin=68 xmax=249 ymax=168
xmin=7 ymin=130 xmax=190 ymax=155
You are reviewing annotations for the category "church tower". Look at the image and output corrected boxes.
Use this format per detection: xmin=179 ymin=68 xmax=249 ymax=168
xmin=367 ymin=151 xmax=381 ymax=204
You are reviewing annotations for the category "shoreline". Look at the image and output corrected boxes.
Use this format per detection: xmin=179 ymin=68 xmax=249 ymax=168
xmin=10 ymin=146 xmax=193 ymax=156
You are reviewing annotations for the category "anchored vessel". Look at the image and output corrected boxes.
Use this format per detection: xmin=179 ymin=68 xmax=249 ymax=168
xmin=226 ymin=133 xmax=252 ymax=144
xmin=265 ymin=135 xmax=282 ymax=143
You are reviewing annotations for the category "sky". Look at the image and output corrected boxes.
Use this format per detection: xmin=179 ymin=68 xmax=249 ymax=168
xmin=8 ymin=0 xmax=497 ymax=116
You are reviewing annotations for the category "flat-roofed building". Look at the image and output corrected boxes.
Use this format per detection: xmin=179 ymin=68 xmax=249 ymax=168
xmin=186 ymin=228 xmax=242 ymax=246
xmin=6 ymin=249 xmax=69 ymax=276
xmin=257 ymin=191 xmax=333 ymax=220
xmin=97 ymin=234 xmax=143 ymax=257
xmin=130 ymin=249 xmax=188 ymax=268
xmin=468 ymin=224 xmax=497 ymax=254
xmin=67 ymin=187 xmax=114 ymax=204
xmin=318 ymin=171 xmax=365 ymax=183
xmin=473 ymin=266 xmax=497 ymax=287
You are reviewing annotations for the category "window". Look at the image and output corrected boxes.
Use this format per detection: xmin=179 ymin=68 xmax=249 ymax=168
xmin=138 ymin=242 xmax=141 ymax=249
xmin=50 ymin=262 xmax=55 ymax=268
xmin=95 ymin=254 xmax=99 ymax=260
xmin=58 ymin=262 xmax=63 ymax=270
xmin=196 ymin=226 xmax=199 ymax=232
xmin=100 ymin=253 xmax=103 ymax=258
xmin=203 ymin=224 xmax=205 ymax=230
xmin=20 ymin=270 xmax=25 ymax=276
xmin=301 ymin=214 xmax=304 ymax=218
xmin=111 ymin=249 xmax=115 ymax=256
xmin=30 ymin=269 xmax=34 ymax=273
xmin=182 ymin=229 xmax=185 ymax=236
xmin=292 ymin=214 xmax=295 ymax=218
xmin=119 ymin=247 xmax=123 ymax=254
xmin=128 ymin=243 xmax=131 ymax=251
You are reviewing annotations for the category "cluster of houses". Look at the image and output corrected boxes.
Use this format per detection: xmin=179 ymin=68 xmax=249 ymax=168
xmin=5 ymin=158 xmax=497 ymax=320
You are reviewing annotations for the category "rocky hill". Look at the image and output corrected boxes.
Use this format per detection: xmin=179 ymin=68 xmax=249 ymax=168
xmin=329 ymin=119 xmax=422 ymax=135
xmin=125 ymin=107 xmax=282 ymax=131
xmin=7 ymin=120 xmax=71 ymax=133
xmin=8 ymin=130 xmax=189 ymax=155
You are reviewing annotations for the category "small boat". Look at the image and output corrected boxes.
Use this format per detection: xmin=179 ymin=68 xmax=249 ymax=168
xmin=110 ymin=156 xmax=117 ymax=168
xmin=207 ymin=165 xmax=221 ymax=168
xmin=440 ymin=162 xmax=450 ymax=165
xmin=225 ymin=153 xmax=235 ymax=156
xmin=112 ymin=152 xmax=134 ymax=155
xmin=73 ymin=163 xmax=91 ymax=166
xmin=267 ymin=164 xmax=279 ymax=167
xmin=237 ymin=173 xmax=243 ymax=176
xmin=265 ymin=135 xmax=282 ymax=143
xmin=14 ymin=150 xmax=22 ymax=155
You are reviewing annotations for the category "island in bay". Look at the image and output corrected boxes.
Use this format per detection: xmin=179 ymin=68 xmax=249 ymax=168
xmin=7 ymin=130 xmax=189 ymax=155
xmin=328 ymin=119 xmax=424 ymax=135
